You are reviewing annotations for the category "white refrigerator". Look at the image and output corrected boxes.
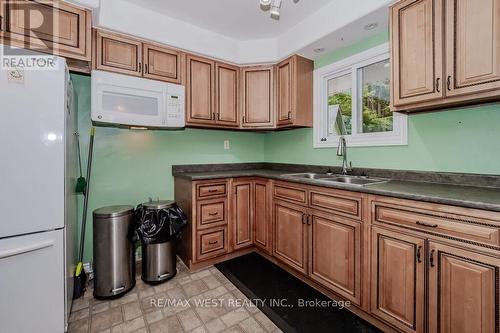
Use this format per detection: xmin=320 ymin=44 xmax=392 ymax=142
xmin=0 ymin=56 xmax=78 ymax=333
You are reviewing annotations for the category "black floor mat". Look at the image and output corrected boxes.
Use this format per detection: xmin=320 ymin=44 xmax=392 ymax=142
xmin=215 ymin=252 xmax=381 ymax=333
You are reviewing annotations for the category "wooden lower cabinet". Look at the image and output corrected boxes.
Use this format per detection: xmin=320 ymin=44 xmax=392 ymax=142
xmin=371 ymin=227 xmax=426 ymax=333
xmin=308 ymin=211 xmax=361 ymax=305
xmin=253 ymin=179 xmax=272 ymax=254
xmin=177 ymin=177 xmax=500 ymax=333
xmin=196 ymin=227 xmax=228 ymax=261
xmin=273 ymin=200 xmax=308 ymax=274
xmin=428 ymin=241 xmax=500 ymax=333
xmin=232 ymin=180 xmax=253 ymax=250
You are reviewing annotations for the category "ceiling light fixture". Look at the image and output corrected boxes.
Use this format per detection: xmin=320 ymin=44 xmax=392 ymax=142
xmin=270 ymin=0 xmax=282 ymax=19
xmin=364 ymin=22 xmax=378 ymax=31
xmin=261 ymin=0 xmax=292 ymax=20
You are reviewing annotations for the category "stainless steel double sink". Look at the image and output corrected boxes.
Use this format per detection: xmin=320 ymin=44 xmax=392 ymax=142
xmin=282 ymin=172 xmax=389 ymax=186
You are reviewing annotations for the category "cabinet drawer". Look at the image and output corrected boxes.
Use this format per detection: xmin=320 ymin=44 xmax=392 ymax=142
xmin=273 ymin=183 xmax=307 ymax=205
xmin=196 ymin=228 xmax=227 ymax=261
xmin=197 ymin=198 xmax=227 ymax=229
xmin=372 ymin=201 xmax=500 ymax=248
xmin=197 ymin=182 xmax=227 ymax=199
xmin=309 ymin=188 xmax=362 ymax=220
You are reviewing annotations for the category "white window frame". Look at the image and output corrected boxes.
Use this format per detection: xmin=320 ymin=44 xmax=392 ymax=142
xmin=313 ymin=43 xmax=408 ymax=148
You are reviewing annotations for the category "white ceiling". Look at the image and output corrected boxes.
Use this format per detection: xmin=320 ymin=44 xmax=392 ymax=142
xmin=122 ymin=0 xmax=335 ymax=40
xmin=70 ymin=0 xmax=392 ymax=64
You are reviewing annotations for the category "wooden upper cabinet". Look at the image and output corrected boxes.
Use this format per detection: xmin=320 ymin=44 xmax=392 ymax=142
xmin=232 ymin=180 xmax=253 ymax=250
xmin=428 ymin=242 xmax=500 ymax=333
xmin=391 ymin=0 xmax=444 ymax=107
xmin=273 ymin=200 xmax=308 ymax=274
xmin=308 ymin=212 xmax=361 ymax=305
xmin=215 ymin=62 xmax=239 ymax=127
xmin=143 ymin=44 xmax=184 ymax=84
xmin=276 ymin=55 xmax=313 ymax=128
xmin=277 ymin=58 xmax=293 ymax=125
xmin=253 ymin=179 xmax=272 ymax=254
xmin=241 ymin=66 xmax=274 ymax=128
xmin=186 ymin=54 xmax=215 ymax=125
xmin=95 ymin=30 xmax=143 ymax=76
xmin=0 ymin=0 xmax=91 ymax=60
xmin=445 ymin=0 xmax=500 ymax=97
xmin=371 ymin=227 xmax=426 ymax=333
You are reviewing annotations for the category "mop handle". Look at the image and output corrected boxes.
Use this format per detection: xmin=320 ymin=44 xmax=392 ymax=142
xmin=78 ymin=127 xmax=95 ymax=263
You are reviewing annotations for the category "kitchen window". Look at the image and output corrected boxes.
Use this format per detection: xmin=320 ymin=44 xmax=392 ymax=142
xmin=313 ymin=43 xmax=407 ymax=147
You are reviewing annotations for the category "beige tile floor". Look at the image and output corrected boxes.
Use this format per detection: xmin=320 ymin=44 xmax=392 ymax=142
xmin=68 ymin=261 xmax=283 ymax=333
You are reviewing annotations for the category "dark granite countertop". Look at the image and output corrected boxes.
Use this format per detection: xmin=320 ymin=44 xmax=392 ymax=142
xmin=173 ymin=168 xmax=500 ymax=212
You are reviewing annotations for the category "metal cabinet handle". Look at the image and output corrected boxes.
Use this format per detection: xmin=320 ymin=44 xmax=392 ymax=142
xmin=208 ymin=240 xmax=218 ymax=245
xmin=208 ymin=189 xmax=218 ymax=193
xmin=287 ymin=111 xmax=292 ymax=120
xmin=307 ymin=214 xmax=311 ymax=225
xmin=208 ymin=212 xmax=218 ymax=216
xmin=416 ymin=245 xmax=422 ymax=263
xmin=217 ymin=113 xmax=220 ymax=120
xmin=416 ymin=221 xmax=438 ymax=228
xmin=429 ymin=249 xmax=436 ymax=267
xmin=447 ymin=76 xmax=452 ymax=91
xmin=145 ymin=63 xmax=148 ymax=74
xmin=138 ymin=62 xmax=142 ymax=73
xmin=436 ymin=78 xmax=441 ymax=93
xmin=301 ymin=214 xmax=306 ymax=224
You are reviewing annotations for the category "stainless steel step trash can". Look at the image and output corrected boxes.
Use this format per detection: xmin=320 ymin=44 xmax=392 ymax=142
xmin=136 ymin=200 xmax=187 ymax=284
xmin=93 ymin=205 xmax=136 ymax=298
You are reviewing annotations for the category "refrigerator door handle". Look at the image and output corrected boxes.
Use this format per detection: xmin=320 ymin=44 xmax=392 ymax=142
xmin=0 ymin=240 xmax=54 ymax=259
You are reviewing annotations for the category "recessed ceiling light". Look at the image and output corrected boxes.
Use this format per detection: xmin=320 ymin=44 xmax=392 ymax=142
xmin=313 ymin=48 xmax=325 ymax=53
xmin=364 ymin=23 xmax=378 ymax=31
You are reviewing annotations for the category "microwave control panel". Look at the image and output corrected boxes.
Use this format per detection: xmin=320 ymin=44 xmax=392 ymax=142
xmin=165 ymin=85 xmax=185 ymax=128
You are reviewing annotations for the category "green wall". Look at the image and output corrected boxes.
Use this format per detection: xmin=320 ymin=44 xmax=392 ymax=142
xmin=72 ymin=74 xmax=265 ymax=262
xmin=73 ymin=30 xmax=500 ymax=264
xmin=265 ymin=31 xmax=500 ymax=175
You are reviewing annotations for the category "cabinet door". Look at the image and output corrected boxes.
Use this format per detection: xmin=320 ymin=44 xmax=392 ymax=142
xmin=254 ymin=179 xmax=272 ymax=254
xmin=276 ymin=57 xmax=293 ymax=126
xmin=445 ymin=0 xmax=500 ymax=97
xmin=143 ymin=44 xmax=183 ymax=84
xmin=186 ymin=55 xmax=215 ymax=125
xmin=428 ymin=242 xmax=500 ymax=333
xmin=0 ymin=0 xmax=91 ymax=60
xmin=273 ymin=200 xmax=308 ymax=274
xmin=371 ymin=227 xmax=426 ymax=333
xmin=215 ymin=62 xmax=239 ymax=127
xmin=391 ymin=0 xmax=444 ymax=107
xmin=241 ymin=66 xmax=274 ymax=128
xmin=309 ymin=212 xmax=361 ymax=305
xmin=232 ymin=180 xmax=253 ymax=250
xmin=95 ymin=30 xmax=143 ymax=76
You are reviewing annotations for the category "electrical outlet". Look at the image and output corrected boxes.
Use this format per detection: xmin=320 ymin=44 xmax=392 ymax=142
xmin=224 ymin=140 xmax=230 ymax=150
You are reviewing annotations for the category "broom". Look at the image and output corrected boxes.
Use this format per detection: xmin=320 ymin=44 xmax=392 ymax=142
xmin=74 ymin=128 xmax=95 ymax=299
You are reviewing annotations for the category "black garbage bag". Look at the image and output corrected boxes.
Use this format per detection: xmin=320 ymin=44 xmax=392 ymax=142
xmin=135 ymin=203 xmax=187 ymax=245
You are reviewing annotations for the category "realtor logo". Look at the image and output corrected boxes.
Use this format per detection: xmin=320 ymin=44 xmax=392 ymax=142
xmin=1 ymin=1 xmax=60 ymax=70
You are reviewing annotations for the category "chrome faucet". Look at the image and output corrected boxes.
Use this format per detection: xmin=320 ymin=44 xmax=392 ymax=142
xmin=337 ymin=136 xmax=352 ymax=175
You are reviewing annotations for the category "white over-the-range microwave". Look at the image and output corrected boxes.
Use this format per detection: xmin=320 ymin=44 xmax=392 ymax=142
xmin=91 ymin=70 xmax=185 ymax=129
